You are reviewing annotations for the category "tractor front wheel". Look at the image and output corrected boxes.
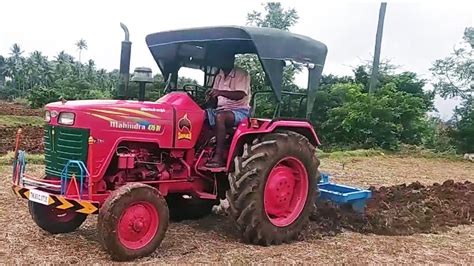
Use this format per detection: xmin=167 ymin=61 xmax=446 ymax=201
xmin=98 ymin=183 xmax=169 ymax=261
xmin=226 ymin=130 xmax=320 ymax=245
xmin=29 ymin=202 xmax=87 ymax=234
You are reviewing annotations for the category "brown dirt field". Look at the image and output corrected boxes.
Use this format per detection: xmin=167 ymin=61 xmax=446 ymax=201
xmin=0 ymin=126 xmax=44 ymax=154
xmin=0 ymin=102 xmax=42 ymax=116
xmin=0 ymin=101 xmax=44 ymax=154
xmin=312 ymin=180 xmax=473 ymax=236
xmin=0 ymin=156 xmax=473 ymax=264
xmin=320 ymin=156 xmax=474 ymax=187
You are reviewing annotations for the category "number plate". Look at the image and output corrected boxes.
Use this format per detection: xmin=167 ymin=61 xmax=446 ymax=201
xmin=29 ymin=189 xmax=50 ymax=205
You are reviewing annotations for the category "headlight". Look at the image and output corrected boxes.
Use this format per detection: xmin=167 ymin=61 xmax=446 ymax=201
xmin=45 ymin=111 xmax=51 ymax=122
xmin=58 ymin=112 xmax=75 ymax=125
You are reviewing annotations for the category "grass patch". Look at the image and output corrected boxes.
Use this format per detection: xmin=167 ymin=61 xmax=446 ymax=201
xmin=317 ymin=149 xmax=384 ymax=159
xmin=396 ymin=147 xmax=462 ymax=161
xmin=317 ymin=146 xmax=463 ymax=161
xmin=0 ymin=115 xmax=43 ymax=127
xmin=0 ymin=152 xmax=44 ymax=165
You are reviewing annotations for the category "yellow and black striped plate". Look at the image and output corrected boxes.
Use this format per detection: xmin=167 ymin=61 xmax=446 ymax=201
xmin=12 ymin=185 xmax=99 ymax=214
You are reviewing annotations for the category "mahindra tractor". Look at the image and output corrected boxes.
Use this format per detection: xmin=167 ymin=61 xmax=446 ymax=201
xmin=11 ymin=25 xmax=327 ymax=260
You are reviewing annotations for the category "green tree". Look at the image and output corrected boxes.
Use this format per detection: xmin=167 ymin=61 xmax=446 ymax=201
xmin=451 ymin=98 xmax=474 ymax=153
xmin=430 ymin=27 xmax=473 ymax=99
xmin=321 ymin=83 xmax=427 ymax=150
xmin=75 ymin=39 xmax=88 ymax=62
xmin=423 ymin=117 xmax=456 ymax=153
xmin=6 ymin=43 xmax=26 ymax=97
xmin=247 ymin=2 xmax=299 ymax=30
xmin=0 ymin=56 xmax=6 ymax=86
xmin=55 ymin=51 xmax=75 ymax=64
xmin=238 ymin=2 xmax=300 ymax=117
xmin=1 ymin=42 xmax=121 ymax=106
xmin=431 ymin=27 xmax=473 ymax=153
xmin=312 ymin=63 xmax=433 ymax=147
xmin=10 ymin=43 xmax=23 ymax=58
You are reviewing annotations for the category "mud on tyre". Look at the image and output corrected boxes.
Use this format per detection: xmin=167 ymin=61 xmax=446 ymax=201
xmin=226 ymin=130 xmax=320 ymax=245
xmin=98 ymin=183 xmax=169 ymax=261
xmin=29 ymin=201 xmax=87 ymax=234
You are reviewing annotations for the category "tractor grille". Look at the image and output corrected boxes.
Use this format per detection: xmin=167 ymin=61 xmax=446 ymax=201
xmin=44 ymin=125 xmax=89 ymax=178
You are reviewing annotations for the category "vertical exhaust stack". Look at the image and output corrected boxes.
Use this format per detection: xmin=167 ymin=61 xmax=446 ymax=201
xmin=118 ymin=23 xmax=131 ymax=99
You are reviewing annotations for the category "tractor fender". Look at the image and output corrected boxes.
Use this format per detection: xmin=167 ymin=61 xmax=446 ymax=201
xmin=226 ymin=119 xmax=321 ymax=170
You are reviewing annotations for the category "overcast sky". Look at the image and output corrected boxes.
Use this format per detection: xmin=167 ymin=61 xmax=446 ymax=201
xmin=1 ymin=0 xmax=472 ymax=119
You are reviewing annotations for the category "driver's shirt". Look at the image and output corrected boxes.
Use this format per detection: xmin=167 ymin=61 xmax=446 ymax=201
xmin=213 ymin=67 xmax=251 ymax=110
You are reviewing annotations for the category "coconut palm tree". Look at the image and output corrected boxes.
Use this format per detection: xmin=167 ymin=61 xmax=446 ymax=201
xmin=55 ymin=51 xmax=76 ymax=75
xmin=55 ymin=51 xmax=74 ymax=64
xmin=9 ymin=43 xmax=23 ymax=58
xmin=85 ymin=59 xmax=97 ymax=82
xmin=7 ymin=43 xmax=26 ymax=95
xmin=28 ymin=51 xmax=51 ymax=87
xmin=0 ymin=56 xmax=6 ymax=86
xmin=75 ymin=39 xmax=88 ymax=62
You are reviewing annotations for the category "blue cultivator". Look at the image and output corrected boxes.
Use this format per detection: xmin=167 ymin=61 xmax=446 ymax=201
xmin=317 ymin=173 xmax=372 ymax=213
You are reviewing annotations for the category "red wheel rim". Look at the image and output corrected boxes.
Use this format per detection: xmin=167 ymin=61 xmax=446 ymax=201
xmin=264 ymin=157 xmax=309 ymax=227
xmin=47 ymin=207 xmax=77 ymax=223
xmin=117 ymin=201 xmax=159 ymax=250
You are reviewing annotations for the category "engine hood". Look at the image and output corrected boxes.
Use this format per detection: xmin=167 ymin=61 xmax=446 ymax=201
xmin=46 ymin=99 xmax=171 ymax=111
xmin=45 ymin=99 xmax=174 ymax=130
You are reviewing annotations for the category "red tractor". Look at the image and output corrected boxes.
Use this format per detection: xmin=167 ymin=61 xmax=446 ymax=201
xmin=11 ymin=25 xmax=327 ymax=260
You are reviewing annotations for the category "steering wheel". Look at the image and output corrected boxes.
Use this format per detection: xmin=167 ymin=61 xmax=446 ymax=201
xmin=181 ymin=84 xmax=212 ymax=107
xmin=182 ymin=83 xmax=209 ymax=94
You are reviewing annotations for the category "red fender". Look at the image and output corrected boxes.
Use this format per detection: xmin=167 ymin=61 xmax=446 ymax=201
xmin=226 ymin=119 xmax=321 ymax=170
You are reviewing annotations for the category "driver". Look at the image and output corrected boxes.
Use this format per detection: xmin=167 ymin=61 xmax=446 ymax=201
xmin=205 ymin=58 xmax=251 ymax=168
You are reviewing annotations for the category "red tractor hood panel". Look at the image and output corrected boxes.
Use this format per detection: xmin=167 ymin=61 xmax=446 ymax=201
xmin=45 ymin=93 xmax=205 ymax=149
xmin=47 ymin=99 xmax=171 ymax=111
xmin=44 ymin=93 xmax=205 ymax=179
xmin=46 ymin=92 xmax=202 ymax=112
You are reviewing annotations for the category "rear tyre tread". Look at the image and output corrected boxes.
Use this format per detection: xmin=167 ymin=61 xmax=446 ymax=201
xmin=226 ymin=130 xmax=321 ymax=245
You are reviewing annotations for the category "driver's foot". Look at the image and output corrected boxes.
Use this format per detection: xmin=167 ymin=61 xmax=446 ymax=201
xmin=206 ymin=155 xmax=225 ymax=168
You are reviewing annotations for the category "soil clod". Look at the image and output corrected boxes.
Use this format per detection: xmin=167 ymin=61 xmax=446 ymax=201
xmin=311 ymin=180 xmax=474 ymax=235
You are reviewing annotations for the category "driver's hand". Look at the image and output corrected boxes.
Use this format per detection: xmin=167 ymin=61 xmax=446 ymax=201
xmin=208 ymin=89 xmax=222 ymax=98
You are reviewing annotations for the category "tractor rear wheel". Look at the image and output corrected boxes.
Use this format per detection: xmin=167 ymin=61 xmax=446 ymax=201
xmin=98 ymin=183 xmax=169 ymax=261
xmin=226 ymin=130 xmax=320 ymax=245
xmin=29 ymin=202 xmax=87 ymax=234
xmin=166 ymin=194 xmax=218 ymax=221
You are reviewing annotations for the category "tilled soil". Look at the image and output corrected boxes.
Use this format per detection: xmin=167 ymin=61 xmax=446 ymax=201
xmin=0 ymin=126 xmax=44 ymax=154
xmin=311 ymin=180 xmax=474 ymax=236
xmin=0 ymin=158 xmax=473 ymax=263
xmin=0 ymin=102 xmax=44 ymax=154
xmin=0 ymin=102 xmax=42 ymax=116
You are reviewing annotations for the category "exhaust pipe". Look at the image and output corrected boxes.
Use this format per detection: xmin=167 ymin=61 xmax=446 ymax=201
xmin=117 ymin=23 xmax=131 ymax=99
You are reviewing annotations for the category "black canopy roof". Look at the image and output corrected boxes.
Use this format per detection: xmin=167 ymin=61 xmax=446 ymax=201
xmin=145 ymin=26 xmax=327 ymax=117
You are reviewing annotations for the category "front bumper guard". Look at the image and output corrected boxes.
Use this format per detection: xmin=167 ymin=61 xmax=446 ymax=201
xmin=11 ymin=150 xmax=99 ymax=215
xmin=12 ymin=184 xmax=99 ymax=214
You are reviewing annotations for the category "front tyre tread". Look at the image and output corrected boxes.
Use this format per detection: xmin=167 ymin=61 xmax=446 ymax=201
xmin=29 ymin=202 xmax=87 ymax=234
xmin=98 ymin=183 xmax=169 ymax=261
